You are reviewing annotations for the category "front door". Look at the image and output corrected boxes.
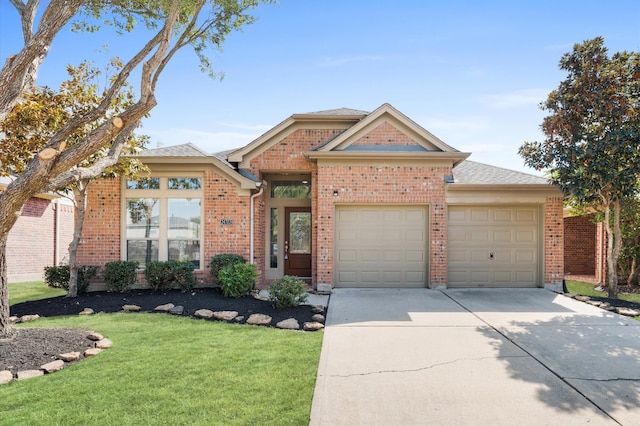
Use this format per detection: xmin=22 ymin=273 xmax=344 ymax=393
xmin=284 ymin=207 xmax=312 ymax=278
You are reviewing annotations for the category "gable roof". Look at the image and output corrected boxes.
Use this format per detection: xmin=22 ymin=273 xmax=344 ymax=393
xmin=315 ymin=103 xmax=458 ymax=153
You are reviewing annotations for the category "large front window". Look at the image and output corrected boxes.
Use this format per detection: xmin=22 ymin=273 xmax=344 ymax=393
xmin=125 ymin=176 xmax=202 ymax=268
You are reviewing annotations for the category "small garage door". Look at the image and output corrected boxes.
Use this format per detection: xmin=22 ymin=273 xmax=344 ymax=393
xmin=448 ymin=206 xmax=540 ymax=288
xmin=335 ymin=205 xmax=428 ymax=288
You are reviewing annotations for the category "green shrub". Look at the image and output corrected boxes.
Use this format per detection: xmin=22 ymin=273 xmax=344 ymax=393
xmin=144 ymin=260 xmax=196 ymax=292
xmin=209 ymin=253 xmax=247 ymax=284
xmin=103 ymin=260 xmax=138 ymax=292
xmin=144 ymin=261 xmax=173 ymax=291
xmin=44 ymin=264 xmax=98 ymax=294
xmin=218 ymin=263 xmax=256 ymax=298
xmin=268 ymin=275 xmax=309 ymax=308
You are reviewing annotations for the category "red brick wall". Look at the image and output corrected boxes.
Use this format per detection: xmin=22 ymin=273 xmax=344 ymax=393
xmin=77 ymin=171 xmax=253 ymax=288
xmin=352 ymin=122 xmax=418 ymax=146
xmin=316 ymin=163 xmax=450 ymax=287
xmin=544 ymin=196 xmax=564 ymax=286
xmin=563 ymin=214 xmax=596 ymax=276
xmin=77 ymin=178 xmax=121 ymax=269
xmin=201 ymin=169 xmax=251 ymax=281
xmin=7 ymin=197 xmax=74 ymax=282
xmin=248 ymin=128 xmax=344 ymax=285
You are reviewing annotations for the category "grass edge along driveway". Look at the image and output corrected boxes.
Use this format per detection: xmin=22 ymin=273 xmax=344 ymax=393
xmin=3 ymin=283 xmax=322 ymax=426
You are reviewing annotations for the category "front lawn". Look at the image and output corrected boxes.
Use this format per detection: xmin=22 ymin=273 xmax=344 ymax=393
xmin=8 ymin=280 xmax=65 ymax=305
xmin=565 ymin=280 xmax=640 ymax=304
xmin=2 ymin=283 xmax=323 ymax=425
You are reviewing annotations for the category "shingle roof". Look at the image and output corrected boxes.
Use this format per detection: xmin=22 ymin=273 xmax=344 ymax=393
xmin=452 ymin=160 xmax=550 ymax=185
xmin=138 ymin=142 xmax=210 ymax=157
xmin=303 ymin=107 xmax=370 ymax=116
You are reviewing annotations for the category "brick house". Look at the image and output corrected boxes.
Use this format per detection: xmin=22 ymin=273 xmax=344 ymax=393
xmin=2 ymin=177 xmax=75 ymax=283
xmin=78 ymin=104 xmax=564 ymax=290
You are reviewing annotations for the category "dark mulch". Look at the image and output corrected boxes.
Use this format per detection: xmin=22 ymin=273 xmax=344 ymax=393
xmin=2 ymin=288 xmax=321 ymax=378
xmin=9 ymin=287 xmax=319 ymax=326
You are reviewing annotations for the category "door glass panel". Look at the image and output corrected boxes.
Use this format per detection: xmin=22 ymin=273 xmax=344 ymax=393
xmin=289 ymin=212 xmax=311 ymax=254
xmin=270 ymin=208 xmax=278 ymax=268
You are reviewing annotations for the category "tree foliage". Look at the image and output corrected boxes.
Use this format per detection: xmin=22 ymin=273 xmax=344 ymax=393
xmin=0 ymin=0 xmax=272 ymax=337
xmin=519 ymin=37 xmax=640 ymax=298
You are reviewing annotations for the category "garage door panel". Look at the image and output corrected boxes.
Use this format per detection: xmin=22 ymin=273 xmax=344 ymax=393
xmin=335 ymin=205 xmax=428 ymax=288
xmin=448 ymin=206 xmax=539 ymax=288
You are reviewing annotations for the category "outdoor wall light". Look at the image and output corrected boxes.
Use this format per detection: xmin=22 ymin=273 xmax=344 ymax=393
xmin=333 ymin=190 xmax=339 ymax=196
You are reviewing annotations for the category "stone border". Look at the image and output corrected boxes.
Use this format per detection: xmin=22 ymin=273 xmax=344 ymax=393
xmin=0 ymin=328 xmax=111 ymax=385
xmin=563 ymin=293 xmax=640 ymax=317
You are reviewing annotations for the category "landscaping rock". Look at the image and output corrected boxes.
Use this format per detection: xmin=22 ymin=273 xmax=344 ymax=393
xmin=311 ymin=314 xmax=325 ymax=323
xmin=586 ymin=300 xmax=603 ymax=307
xmin=122 ymin=304 xmax=142 ymax=312
xmin=170 ymin=305 xmax=184 ymax=315
xmin=41 ymin=360 xmax=65 ymax=373
xmin=276 ymin=318 xmax=300 ymax=330
xmin=194 ymin=309 xmax=215 ymax=319
xmin=616 ymin=307 xmax=640 ymax=317
xmin=84 ymin=348 xmax=103 ymax=357
xmin=79 ymin=308 xmax=94 ymax=315
xmin=235 ymin=316 xmax=244 ymax=322
xmin=213 ymin=310 xmax=238 ymax=321
xmin=96 ymin=338 xmax=113 ymax=349
xmin=247 ymin=313 xmax=272 ymax=326
xmin=0 ymin=371 xmax=12 ymax=384
xmin=19 ymin=314 xmax=40 ymax=323
xmin=9 ymin=316 xmax=18 ymax=324
xmin=311 ymin=305 xmax=325 ymax=314
xmin=17 ymin=370 xmax=44 ymax=380
xmin=251 ymin=292 xmax=269 ymax=302
xmin=58 ymin=352 xmax=81 ymax=362
xmin=154 ymin=303 xmax=175 ymax=312
xmin=87 ymin=332 xmax=104 ymax=341
xmin=574 ymin=295 xmax=591 ymax=302
xmin=303 ymin=322 xmax=324 ymax=331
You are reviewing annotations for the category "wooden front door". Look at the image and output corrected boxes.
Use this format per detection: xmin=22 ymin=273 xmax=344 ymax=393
xmin=284 ymin=207 xmax=312 ymax=278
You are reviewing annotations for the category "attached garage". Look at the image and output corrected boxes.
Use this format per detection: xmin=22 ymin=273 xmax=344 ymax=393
xmin=334 ymin=205 xmax=428 ymax=288
xmin=447 ymin=205 xmax=541 ymax=288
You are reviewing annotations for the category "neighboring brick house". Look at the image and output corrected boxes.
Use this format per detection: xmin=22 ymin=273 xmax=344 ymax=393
xmin=2 ymin=177 xmax=75 ymax=283
xmin=78 ymin=104 xmax=564 ymax=289
xmin=563 ymin=212 xmax=606 ymax=284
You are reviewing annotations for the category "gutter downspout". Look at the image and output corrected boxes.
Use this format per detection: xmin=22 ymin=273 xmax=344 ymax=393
xmin=249 ymin=181 xmax=266 ymax=264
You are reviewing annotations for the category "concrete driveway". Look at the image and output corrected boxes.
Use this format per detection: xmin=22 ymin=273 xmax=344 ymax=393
xmin=309 ymin=288 xmax=640 ymax=425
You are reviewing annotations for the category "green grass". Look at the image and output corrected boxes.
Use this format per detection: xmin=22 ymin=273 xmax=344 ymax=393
xmin=8 ymin=280 xmax=65 ymax=306
xmin=3 ymin=283 xmax=323 ymax=425
xmin=566 ymin=280 xmax=640 ymax=321
xmin=565 ymin=280 xmax=640 ymax=304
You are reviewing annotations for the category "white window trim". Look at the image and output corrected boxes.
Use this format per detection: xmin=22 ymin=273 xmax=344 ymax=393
xmin=122 ymin=173 xmax=203 ymax=269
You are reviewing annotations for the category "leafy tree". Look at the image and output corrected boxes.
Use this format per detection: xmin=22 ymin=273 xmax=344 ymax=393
xmin=519 ymin=37 xmax=640 ymax=298
xmin=0 ymin=0 xmax=272 ymax=337
xmin=1 ymin=59 xmax=150 ymax=298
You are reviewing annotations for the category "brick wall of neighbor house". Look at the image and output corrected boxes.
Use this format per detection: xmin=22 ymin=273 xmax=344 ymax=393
xmin=544 ymin=196 xmax=565 ymax=286
xmin=317 ymin=163 xmax=451 ymax=287
xmin=77 ymin=178 xmax=121 ymax=273
xmin=7 ymin=197 xmax=74 ymax=282
xmin=564 ymin=214 xmax=596 ymax=276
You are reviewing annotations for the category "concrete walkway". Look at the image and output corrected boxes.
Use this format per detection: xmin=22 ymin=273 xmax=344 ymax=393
xmin=310 ymin=288 xmax=640 ymax=425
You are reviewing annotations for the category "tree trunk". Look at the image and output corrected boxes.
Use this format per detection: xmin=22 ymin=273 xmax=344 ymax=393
xmin=0 ymin=234 xmax=15 ymax=338
xmin=67 ymin=182 xmax=88 ymax=298
xmin=605 ymin=200 xmax=623 ymax=298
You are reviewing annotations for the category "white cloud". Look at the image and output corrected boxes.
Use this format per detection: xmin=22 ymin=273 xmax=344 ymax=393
xmin=477 ymin=88 xmax=548 ymax=109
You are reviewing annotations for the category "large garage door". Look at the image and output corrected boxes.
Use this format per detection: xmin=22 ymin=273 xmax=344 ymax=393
xmin=448 ymin=206 xmax=540 ymax=288
xmin=335 ymin=205 xmax=428 ymax=288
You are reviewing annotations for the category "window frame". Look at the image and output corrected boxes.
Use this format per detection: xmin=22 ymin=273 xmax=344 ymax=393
xmin=122 ymin=174 xmax=203 ymax=269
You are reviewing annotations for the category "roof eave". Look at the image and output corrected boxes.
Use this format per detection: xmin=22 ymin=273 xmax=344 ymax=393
xmin=305 ymin=150 xmax=470 ymax=164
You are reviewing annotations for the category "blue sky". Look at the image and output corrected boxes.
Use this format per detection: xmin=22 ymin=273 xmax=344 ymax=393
xmin=1 ymin=0 xmax=639 ymax=174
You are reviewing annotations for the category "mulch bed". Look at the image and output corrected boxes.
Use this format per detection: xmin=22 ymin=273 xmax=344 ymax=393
xmin=2 ymin=288 xmax=320 ymax=377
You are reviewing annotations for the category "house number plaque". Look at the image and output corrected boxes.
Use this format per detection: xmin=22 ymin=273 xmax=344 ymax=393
xmin=220 ymin=219 xmax=233 ymax=225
